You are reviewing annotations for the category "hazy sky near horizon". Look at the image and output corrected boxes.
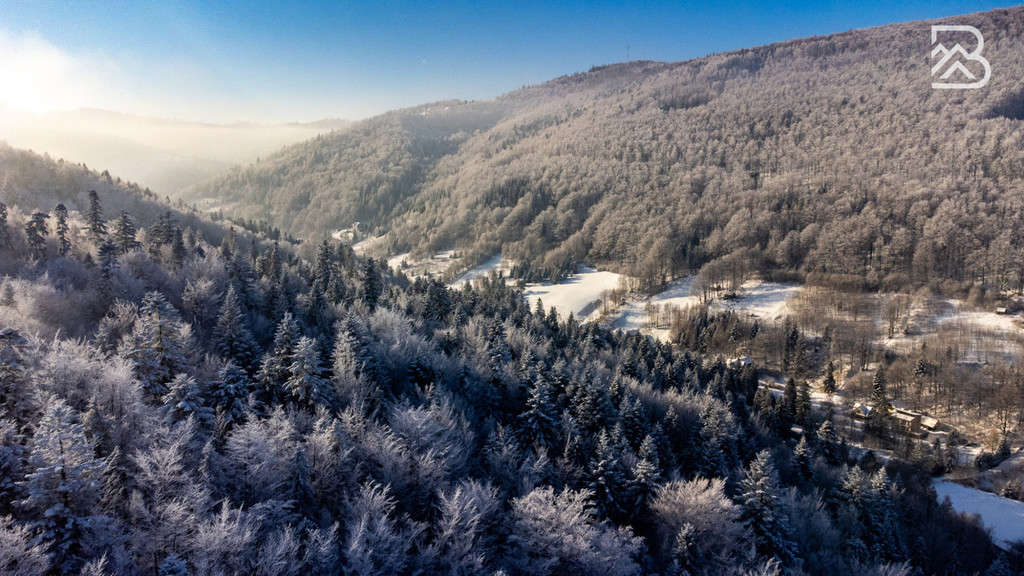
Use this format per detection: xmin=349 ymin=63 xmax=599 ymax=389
xmin=0 ymin=1 xmax=1016 ymax=123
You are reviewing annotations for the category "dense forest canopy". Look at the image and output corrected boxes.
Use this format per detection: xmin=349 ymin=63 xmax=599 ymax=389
xmin=186 ymin=7 xmax=1024 ymax=290
xmin=0 ymin=147 xmax=1009 ymax=574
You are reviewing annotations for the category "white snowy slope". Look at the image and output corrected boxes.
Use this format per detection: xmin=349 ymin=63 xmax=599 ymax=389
xmin=933 ymin=479 xmax=1024 ymax=549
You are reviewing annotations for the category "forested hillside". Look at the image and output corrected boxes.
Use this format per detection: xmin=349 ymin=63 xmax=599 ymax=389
xmin=0 ymin=148 xmax=1009 ymax=574
xmin=187 ymin=7 xmax=1024 ymax=291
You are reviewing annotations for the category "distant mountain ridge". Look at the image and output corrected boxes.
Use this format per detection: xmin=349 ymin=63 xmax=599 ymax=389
xmin=0 ymin=106 xmax=350 ymax=197
xmin=186 ymin=7 xmax=1024 ymax=291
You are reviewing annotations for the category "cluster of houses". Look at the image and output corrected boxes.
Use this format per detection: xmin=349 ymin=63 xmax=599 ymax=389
xmin=850 ymin=402 xmax=940 ymax=438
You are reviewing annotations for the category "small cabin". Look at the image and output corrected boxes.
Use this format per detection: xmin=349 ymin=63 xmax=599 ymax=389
xmin=996 ymin=307 xmax=1008 ymax=315
xmin=850 ymin=403 xmax=873 ymax=421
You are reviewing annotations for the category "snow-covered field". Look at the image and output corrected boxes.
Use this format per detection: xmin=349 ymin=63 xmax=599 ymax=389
xmin=712 ymin=281 xmax=800 ymax=321
xmin=884 ymin=298 xmax=1023 ymax=363
xmin=607 ymin=277 xmax=801 ymax=341
xmin=446 ymin=256 xmax=624 ymax=322
xmin=522 ymin=267 xmax=623 ymax=321
xmin=449 ymin=254 xmax=510 ymax=286
xmin=388 ymin=250 xmax=461 ymax=280
xmin=609 ymin=276 xmax=698 ymax=339
xmin=933 ymin=479 xmax=1024 ymax=549
xmin=394 ymin=251 xmax=803 ymax=338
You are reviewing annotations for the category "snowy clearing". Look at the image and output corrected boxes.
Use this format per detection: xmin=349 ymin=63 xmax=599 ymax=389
xmin=609 ymin=276 xmax=699 ymax=339
xmin=449 ymin=254 xmax=510 ymax=287
xmin=711 ymin=281 xmax=800 ymax=321
xmin=606 ymin=277 xmax=801 ymax=341
xmin=933 ymin=479 xmax=1024 ymax=549
xmin=521 ymin=267 xmax=623 ymax=321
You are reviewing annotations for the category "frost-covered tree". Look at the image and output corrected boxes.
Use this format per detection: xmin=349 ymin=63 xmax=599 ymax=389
xmin=257 ymin=312 xmax=300 ymax=408
xmin=650 ymin=477 xmax=750 ymax=574
xmin=518 ymin=372 xmax=559 ymax=453
xmin=817 ymin=417 xmax=841 ymax=465
xmin=793 ymin=436 xmax=813 ymax=481
xmin=508 ymin=485 xmax=642 ymax=576
xmin=112 ymin=209 xmax=140 ymax=254
xmin=213 ymin=285 xmax=259 ymax=373
xmin=24 ymin=212 xmax=48 ymax=260
xmin=97 ymin=236 xmax=119 ymax=279
xmin=361 ymin=258 xmax=382 ymax=311
xmin=52 ymin=203 xmax=70 ymax=256
xmin=0 ymin=329 xmax=33 ymax=422
xmin=287 ymin=337 xmax=334 ymax=410
xmin=0 ymin=419 xmax=24 ymax=516
xmin=738 ymin=450 xmax=797 ymax=568
xmin=423 ymin=479 xmax=499 ymax=575
xmin=343 ymin=482 xmax=413 ymax=576
xmin=213 ymin=362 xmax=252 ymax=426
xmin=0 ymin=516 xmax=49 ymax=576
xmin=86 ymin=190 xmax=106 ymax=245
xmin=119 ymin=292 xmax=190 ymax=399
xmin=161 ymin=374 xmax=214 ymax=425
xmin=587 ymin=428 xmax=629 ymax=521
xmin=823 ymin=361 xmax=837 ymax=394
xmin=18 ymin=400 xmax=105 ymax=574
xmin=0 ymin=202 xmax=10 ymax=249
xmin=630 ymin=434 xmax=661 ymax=512
xmin=795 ymin=379 xmax=811 ymax=425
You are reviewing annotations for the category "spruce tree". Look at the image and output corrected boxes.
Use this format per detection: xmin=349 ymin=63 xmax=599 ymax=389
xmin=213 ymin=362 xmax=251 ymax=425
xmin=865 ymin=468 xmax=903 ymax=562
xmin=780 ymin=377 xmax=797 ymax=432
xmin=0 ymin=202 xmax=9 ymax=249
xmin=97 ymin=237 xmax=119 ymax=279
xmin=871 ymin=367 xmax=887 ymax=405
xmin=631 ymin=434 xmax=662 ymax=511
xmin=257 ymin=312 xmax=300 ymax=407
xmin=119 ymin=292 xmax=189 ymax=398
xmin=793 ymin=436 xmax=813 ymax=481
xmin=518 ymin=372 xmax=559 ymax=453
xmin=19 ymin=400 xmax=104 ymax=574
xmin=588 ymin=428 xmax=627 ymax=521
xmin=287 ymin=337 xmax=333 ymax=410
xmin=53 ymin=203 xmax=70 ymax=256
xmin=823 ymin=360 xmax=837 ymax=394
xmin=86 ymin=190 xmax=106 ymax=245
xmin=795 ymin=379 xmax=811 ymax=425
xmin=738 ymin=450 xmax=798 ymax=567
xmin=817 ymin=418 xmax=841 ymax=465
xmin=0 ymin=329 xmax=32 ymax=422
xmin=212 ymin=285 xmax=258 ymax=373
xmin=112 ymin=209 xmax=140 ymax=254
xmin=161 ymin=374 xmax=214 ymax=425
xmin=362 ymin=257 xmax=382 ymax=310
xmin=24 ymin=212 xmax=49 ymax=260
xmin=289 ymin=445 xmax=316 ymax=522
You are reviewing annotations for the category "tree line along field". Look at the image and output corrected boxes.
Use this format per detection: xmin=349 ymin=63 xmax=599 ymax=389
xmin=0 ymin=148 xmax=1015 ymax=575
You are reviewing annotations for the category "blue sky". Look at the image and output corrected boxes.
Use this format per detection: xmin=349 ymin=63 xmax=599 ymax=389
xmin=0 ymin=1 xmax=1016 ymax=123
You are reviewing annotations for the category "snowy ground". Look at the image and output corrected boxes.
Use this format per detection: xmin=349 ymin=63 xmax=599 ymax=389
xmin=445 ymin=256 xmax=625 ymax=321
xmin=387 ymin=250 xmax=462 ymax=281
xmin=609 ymin=276 xmax=699 ymax=339
xmin=521 ymin=267 xmax=623 ymax=321
xmin=351 ymin=234 xmax=387 ymax=256
xmin=712 ymin=281 xmax=800 ymax=321
xmin=391 ymin=250 xmax=803 ymax=337
xmin=449 ymin=254 xmax=510 ymax=286
xmin=933 ymin=479 xmax=1024 ymax=549
xmin=883 ymin=298 xmax=1024 ymax=364
xmin=607 ymin=277 xmax=801 ymax=341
